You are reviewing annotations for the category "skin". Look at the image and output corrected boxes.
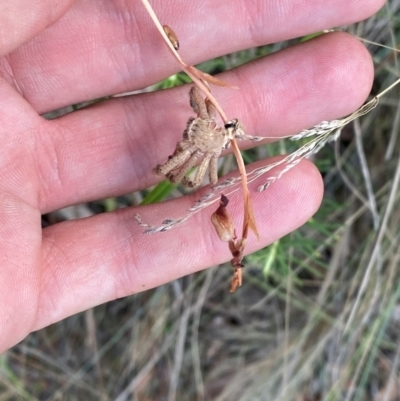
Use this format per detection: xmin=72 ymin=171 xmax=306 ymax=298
xmin=0 ymin=0 xmax=383 ymax=352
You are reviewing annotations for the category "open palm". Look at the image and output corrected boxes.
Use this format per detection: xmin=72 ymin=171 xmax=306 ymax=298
xmin=0 ymin=0 xmax=382 ymax=352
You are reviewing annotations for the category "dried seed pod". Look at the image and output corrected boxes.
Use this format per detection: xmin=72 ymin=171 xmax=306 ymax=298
xmin=229 ymin=238 xmax=246 ymax=267
xmin=163 ymin=25 xmax=179 ymax=50
xmin=211 ymin=194 xmax=236 ymax=242
xmin=229 ymin=237 xmax=246 ymax=292
xmin=230 ymin=268 xmax=242 ymax=293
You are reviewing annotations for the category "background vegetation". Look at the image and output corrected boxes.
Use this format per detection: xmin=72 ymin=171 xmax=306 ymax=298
xmin=1 ymin=2 xmax=400 ymax=400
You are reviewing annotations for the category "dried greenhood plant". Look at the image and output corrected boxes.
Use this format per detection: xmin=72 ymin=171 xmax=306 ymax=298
xmin=137 ymin=0 xmax=400 ymax=292
xmin=139 ymin=0 xmax=260 ymax=290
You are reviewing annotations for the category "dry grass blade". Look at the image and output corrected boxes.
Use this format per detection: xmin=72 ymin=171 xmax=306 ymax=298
xmin=243 ymin=191 xmax=259 ymax=240
xmin=229 ymin=138 xmax=259 ymax=239
xmin=189 ymin=66 xmax=238 ymax=88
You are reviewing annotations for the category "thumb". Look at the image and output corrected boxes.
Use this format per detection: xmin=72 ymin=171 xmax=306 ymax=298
xmin=0 ymin=0 xmax=76 ymax=57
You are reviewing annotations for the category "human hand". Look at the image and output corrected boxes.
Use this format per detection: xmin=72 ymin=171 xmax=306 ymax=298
xmin=0 ymin=0 xmax=382 ymax=352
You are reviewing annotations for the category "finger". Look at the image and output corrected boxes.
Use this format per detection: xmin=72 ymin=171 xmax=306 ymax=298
xmin=0 ymin=0 xmax=75 ymax=57
xmin=4 ymin=0 xmax=383 ymax=112
xmin=0 ymin=79 xmax=44 ymax=352
xmin=36 ymin=32 xmax=373 ymax=212
xmin=36 ymin=158 xmax=323 ymax=330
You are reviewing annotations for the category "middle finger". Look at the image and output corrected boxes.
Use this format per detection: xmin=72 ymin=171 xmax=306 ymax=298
xmin=36 ymin=33 xmax=373 ymax=213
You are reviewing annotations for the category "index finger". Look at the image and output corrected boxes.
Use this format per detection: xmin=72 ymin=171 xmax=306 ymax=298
xmin=5 ymin=0 xmax=384 ymax=113
xmin=0 ymin=0 xmax=74 ymax=56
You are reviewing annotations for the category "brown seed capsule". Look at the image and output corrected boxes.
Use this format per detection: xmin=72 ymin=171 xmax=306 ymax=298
xmin=211 ymin=194 xmax=236 ymax=242
xmin=163 ymin=25 xmax=179 ymax=51
xmin=230 ymin=268 xmax=242 ymax=293
xmin=229 ymin=238 xmax=246 ymax=267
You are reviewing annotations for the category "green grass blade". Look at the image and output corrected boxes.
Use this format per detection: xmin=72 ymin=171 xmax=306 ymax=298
xmin=140 ymin=180 xmax=176 ymax=205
